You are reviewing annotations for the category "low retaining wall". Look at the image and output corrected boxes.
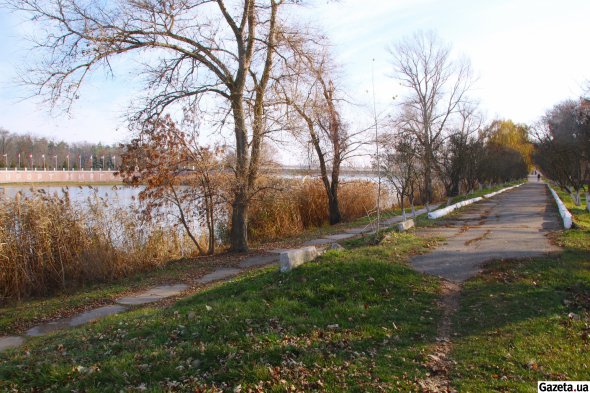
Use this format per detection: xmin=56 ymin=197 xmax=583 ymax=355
xmin=0 ymin=169 xmax=120 ymax=184
xmin=547 ymin=185 xmax=573 ymax=229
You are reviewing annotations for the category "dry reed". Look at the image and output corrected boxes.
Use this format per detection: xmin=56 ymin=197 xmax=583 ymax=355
xmin=0 ymin=189 xmax=194 ymax=304
xmin=247 ymin=177 xmax=380 ymax=241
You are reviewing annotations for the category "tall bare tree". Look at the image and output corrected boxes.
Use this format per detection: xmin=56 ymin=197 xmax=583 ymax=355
xmin=275 ymin=36 xmax=368 ymax=224
xmin=4 ymin=0 xmax=291 ymax=252
xmin=390 ymin=31 xmax=475 ymax=207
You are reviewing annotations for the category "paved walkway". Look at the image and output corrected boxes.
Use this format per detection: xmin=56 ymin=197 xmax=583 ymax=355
xmin=0 ymin=205 xmax=431 ymax=352
xmin=411 ymin=178 xmax=561 ymax=282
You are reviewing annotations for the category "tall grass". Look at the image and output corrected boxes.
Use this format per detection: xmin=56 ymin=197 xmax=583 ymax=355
xmin=248 ymin=178 xmax=380 ymax=241
xmin=0 ymin=189 xmax=194 ymax=304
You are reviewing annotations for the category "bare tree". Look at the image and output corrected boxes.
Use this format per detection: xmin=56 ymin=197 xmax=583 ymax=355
xmin=534 ymin=99 xmax=590 ymax=206
xmin=275 ymin=36 xmax=368 ymax=224
xmin=381 ymin=134 xmax=419 ymax=220
xmin=437 ymin=103 xmax=483 ymax=201
xmin=390 ymin=31 xmax=475 ymax=208
xmin=4 ymin=0 xmax=293 ymax=252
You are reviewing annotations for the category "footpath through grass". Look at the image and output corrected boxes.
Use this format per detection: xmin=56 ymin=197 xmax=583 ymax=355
xmin=0 ymin=232 xmax=442 ymax=392
xmin=449 ymin=187 xmax=590 ymax=392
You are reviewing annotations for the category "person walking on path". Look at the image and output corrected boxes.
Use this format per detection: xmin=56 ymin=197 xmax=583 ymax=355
xmin=537 ymin=174 xmax=541 ymax=182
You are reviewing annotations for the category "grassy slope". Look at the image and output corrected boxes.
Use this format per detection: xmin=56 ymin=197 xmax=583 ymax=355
xmin=0 ymin=233 xmax=442 ymax=392
xmin=450 ymin=186 xmax=590 ymax=392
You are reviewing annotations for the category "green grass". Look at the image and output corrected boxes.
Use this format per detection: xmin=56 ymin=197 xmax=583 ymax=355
xmin=0 ymin=233 xmax=441 ymax=392
xmin=449 ymin=190 xmax=590 ymax=392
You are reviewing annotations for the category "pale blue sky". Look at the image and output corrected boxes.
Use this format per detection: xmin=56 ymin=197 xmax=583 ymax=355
xmin=0 ymin=0 xmax=589 ymax=147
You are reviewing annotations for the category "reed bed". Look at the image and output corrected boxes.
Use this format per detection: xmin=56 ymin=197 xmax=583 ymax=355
xmin=0 ymin=189 xmax=194 ymax=304
xmin=0 ymin=179 xmax=385 ymax=302
xmin=248 ymin=178 xmax=381 ymax=241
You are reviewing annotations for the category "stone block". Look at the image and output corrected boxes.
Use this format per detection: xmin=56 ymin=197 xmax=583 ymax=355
xmin=279 ymin=246 xmax=318 ymax=272
xmin=396 ymin=219 xmax=415 ymax=232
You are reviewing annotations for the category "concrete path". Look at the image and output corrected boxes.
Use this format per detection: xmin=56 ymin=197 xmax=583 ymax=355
xmin=0 ymin=204 xmax=435 ymax=352
xmin=411 ymin=179 xmax=561 ymax=282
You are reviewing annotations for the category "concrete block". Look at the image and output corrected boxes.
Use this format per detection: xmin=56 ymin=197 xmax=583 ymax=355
xmin=0 ymin=336 xmax=24 ymax=351
xmin=396 ymin=219 xmax=415 ymax=232
xmin=280 ymin=246 xmax=319 ymax=272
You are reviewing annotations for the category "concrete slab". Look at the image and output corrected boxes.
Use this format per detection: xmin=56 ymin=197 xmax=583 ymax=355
xmin=198 ymin=268 xmax=242 ymax=284
xmin=267 ymin=248 xmax=293 ymax=254
xmin=69 ymin=305 xmax=127 ymax=327
xmin=302 ymin=238 xmax=332 ymax=246
xmin=344 ymin=227 xmax=371 ymax=234
xmin=0 ymin=336 xmax=24 ymax=351
xmin=116 ymin=284 xmax=189 ymax=306
xmin=239 ymin=254 xmax=279 ymax=268
xmin=323 ymin=233 xmax=355 ymax=241
xmin=26 ymin=319 xmax=71 ymax=337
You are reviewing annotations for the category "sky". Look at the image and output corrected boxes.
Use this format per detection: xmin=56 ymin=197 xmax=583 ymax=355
xmin=0 ymin=0 xmax=589 ymax=152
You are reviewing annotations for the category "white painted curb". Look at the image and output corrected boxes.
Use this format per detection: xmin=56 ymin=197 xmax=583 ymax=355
xmin=483 ymin=183 xmax=522 ymax=198
xmin=547 ymin=185 xmax=573 ymax=229
xmin=428 ymin=183 xmax=524 ymax=220
xmin=428 ymin=197 xmax=483 ymax=219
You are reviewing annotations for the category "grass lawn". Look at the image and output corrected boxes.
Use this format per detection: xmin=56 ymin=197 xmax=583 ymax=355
xmin=449 ymin=187 xmax=590 ymax=392
xmin=0 ymin=232 xmax=442 ymax=392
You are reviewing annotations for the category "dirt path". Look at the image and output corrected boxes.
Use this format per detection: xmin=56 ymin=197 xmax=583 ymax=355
xmin=418 ymin=280 xmax=460 ymax=393
xmin=413 ymin=179 xmax=562 ymax=392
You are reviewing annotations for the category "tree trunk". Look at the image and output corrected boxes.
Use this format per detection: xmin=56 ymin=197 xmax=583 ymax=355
xmin=423 ymin=150 xmax=433 ymax=205
xmin=401 ymin=196 xmax=406 ymax=220
xmin=327 ymin=189 xmax=342 ymax=225
xmin=229 ymin=95 xmax=250 ymax=253
xmin=230 ymin=190 xmax=249 ymax=252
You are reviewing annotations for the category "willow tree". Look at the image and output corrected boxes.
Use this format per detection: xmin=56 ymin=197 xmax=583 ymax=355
xmin=5 ymin=0 xmax=289 ymax=252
